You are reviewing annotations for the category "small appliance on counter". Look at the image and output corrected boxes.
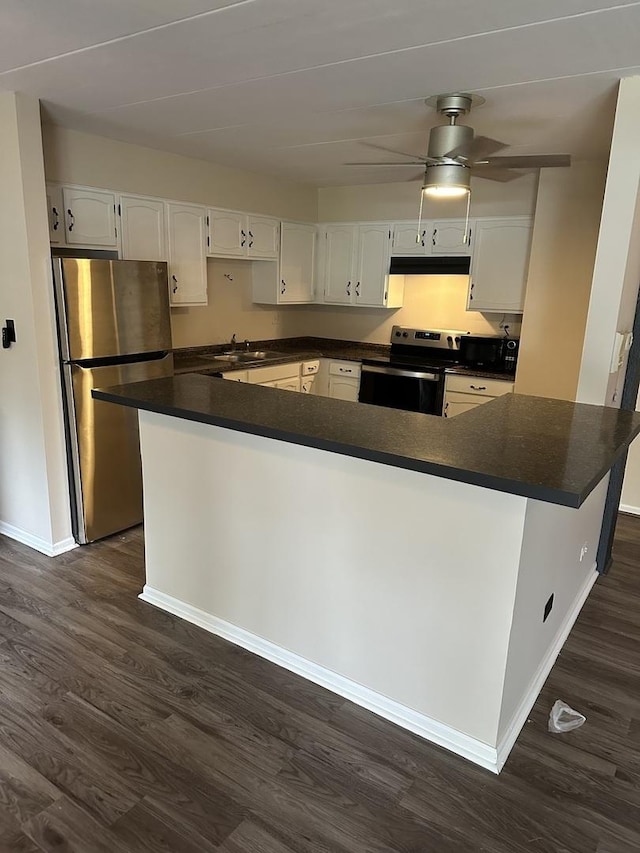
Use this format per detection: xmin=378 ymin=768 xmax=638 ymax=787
xmin=359 ymin=326 xmax=469 ymax=416
xmin=458 ymin=334 xmax=519 ymax=373
xmin=52 ymin=257 xmax=174 ymax=544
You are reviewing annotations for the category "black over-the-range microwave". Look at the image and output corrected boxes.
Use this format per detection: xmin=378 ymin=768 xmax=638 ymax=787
xmin=459 ymin=335 xmax=520 ymax=373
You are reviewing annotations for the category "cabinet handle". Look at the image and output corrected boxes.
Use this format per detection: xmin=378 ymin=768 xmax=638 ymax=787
xmin=470 ymin=385 xmax=487 ymax=391
xmin=355 ymin=281 xmax=360 ymax=297
xmin=241 ymin=229 xmax=246 ymax=248
xmin=52 ymin=207 xmax=60 ymax=231
xmin=469 ymin=282 xmax=474 ymax=301
xmin=432 ymin=227 xmax=437 ymax=246
xmin=67 ymin=209 xmax=75 ymax=231
xmin=281 ymin=279 xmax=286 ymax=294
xmin=248 ymin=230 xmax=254 ymax=248
xmin=339 ymin=367 xmax=352 ymax=373
xmin=172 ymin=274 xmax=178 ymax=294
xmin=422 ymin=229 xmax=426 ymax=247
xmin=444 ymin=401 xmax=449 ymax=418
xmin=467 ymin=228 xmax=472 ymax=247
xmin=347 ymin=281 xmax=351 ymax=296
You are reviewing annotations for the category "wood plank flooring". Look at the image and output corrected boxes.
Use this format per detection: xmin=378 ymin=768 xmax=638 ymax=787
xmin=1 ymin=515 xmax=640 ymax=851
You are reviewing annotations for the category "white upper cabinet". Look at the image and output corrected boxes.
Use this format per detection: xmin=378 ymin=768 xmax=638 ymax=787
xmin=119 ymin=195 xmax=166 ymax=261
xmin=391 ymin=223 xmax=427 ymax=255
xmin=62 ymin=187 xmax=118 ymax=248
xmin=208 ymin=209 xmax=246 ymax=257
xmin=247 ymin=216 xmax=279 ymax=259
xmin=319 ymin=223 xmax=400 ymax=308
xmin=208 ymin=209 xmax=280 ymax=260
xmin=468 ymin=217 xmax=533 ymax=313
xmin=431 ymin=219 xmax=472 ymax=255
xmin=167 ymin=203 xmax=208 ymax=306
xmin=355 ymin=223 xmax=392 ymax=307
xmin=279 ymin=222 xmax=315 ymax=303
xmin=323 ymin=224 xmax=358 ymax=304
xmin=46 ymin=184 xmax=64 ymax=245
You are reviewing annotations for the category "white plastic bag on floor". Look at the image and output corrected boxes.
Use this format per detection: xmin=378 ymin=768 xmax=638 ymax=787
xmin=548 ymin=700 xmax=586 ymax=733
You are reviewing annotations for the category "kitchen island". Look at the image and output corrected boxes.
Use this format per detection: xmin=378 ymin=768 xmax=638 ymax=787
xmin=94 ymin=374 xmax=640 ymax=772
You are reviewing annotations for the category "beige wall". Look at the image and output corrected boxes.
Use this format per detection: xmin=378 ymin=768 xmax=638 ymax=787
xmin=515 ymin=162 xmax=607 ymax=401
xmin=318 ymin=173 xmax=538 ymax=222
xmin=42 ymin=125 xmax=318 ymax=221
xmin=0 ymin=93 xmax=73 ymax=553
xmin=282 ymin=276 xmax=521 ymax=344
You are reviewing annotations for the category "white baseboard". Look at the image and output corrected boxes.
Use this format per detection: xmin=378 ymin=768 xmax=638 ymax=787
xmin=0 ymin=521 xmax=77 ymax=557
xmin=619 ymin=503 xmax=640 ymax=516
xmin=140 ymin=585 xmax=500 ymax=773
xmin=495 ymin=564 xmax=598 ymax=772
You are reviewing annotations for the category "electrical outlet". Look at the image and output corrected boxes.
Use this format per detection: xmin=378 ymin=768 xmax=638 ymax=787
xmin=579 ymin=543 xmax=589 ymax=562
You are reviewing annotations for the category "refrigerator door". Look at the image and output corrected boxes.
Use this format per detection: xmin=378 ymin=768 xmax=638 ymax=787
xmin=54 ymin=258 xmax=172 ymax=361
xmin=63 ymin=353 xmax=173 ymax=543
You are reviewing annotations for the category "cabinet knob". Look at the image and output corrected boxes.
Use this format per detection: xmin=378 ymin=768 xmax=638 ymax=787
xmin=67 ymin=209 xmax=75 ymax=231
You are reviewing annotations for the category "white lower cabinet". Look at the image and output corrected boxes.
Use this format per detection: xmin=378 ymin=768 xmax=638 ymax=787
xmin=244 ymin=362 xmax=302 ymax=389
xmin=327 ymin=360 xmax=361 ymax=402
xmin=119 ymin=195 xmax=167 ymax=261
xmin=468 ymin=217 xmax=533 ymax=313
xmin=167 ymin=203 xmax=208 ymax=306
xmin=222 ymin=371 xmax=249 ymax=382
xmin=443 ymin=374 xmax=514 ymax=418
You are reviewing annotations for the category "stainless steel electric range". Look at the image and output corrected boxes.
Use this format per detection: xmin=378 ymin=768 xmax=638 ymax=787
xmin=358 ymin=326 xmax=470 ymax=416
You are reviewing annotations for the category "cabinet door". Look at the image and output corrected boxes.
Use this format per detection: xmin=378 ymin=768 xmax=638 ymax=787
xmin=119 ymin=195 xmax=166 ymax=261
xmin=63 ymin=187 xmax=117 ymax=247
xmin=443 ymin=392 xmax=488 ymax=418
xmin=355 ymin=223 xmax=391 ymax=307
xmin=391 ymin=223 xmax=427 ymax=255
xmin=279 ymin=222 xmax=315 ymax=303
xmin=328 ymin=375 xmax=360 ymax=402
xmin=247 ymin=216 xmax=279 ymax=259
xmin=167 ymin=203 xmax=208 ymax=306
xmin=208 ymin=209 xmax=247 ymax=257
xmin=275 ymin=376 xmax=301 ymax=392
xmin=46 ymin=184 xmax=64 ymax=244
xmin=431 ymin=219 xmax=472 ymax=255
xmin=468 ymin=217 xmax=533 ymax=313
xmin=323 ymin=225 xmax=357 ymax=304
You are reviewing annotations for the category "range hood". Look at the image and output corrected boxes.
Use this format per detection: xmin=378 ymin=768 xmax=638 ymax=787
xmin=389 ymin=256 xmax=471 ymax=276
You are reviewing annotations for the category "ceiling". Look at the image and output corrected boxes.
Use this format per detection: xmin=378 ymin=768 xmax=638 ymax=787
xmin=1 ymin=0 xmax=639 ymax=186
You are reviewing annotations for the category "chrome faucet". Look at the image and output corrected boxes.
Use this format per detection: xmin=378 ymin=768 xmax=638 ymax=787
xmin=230 ymin=333 xmax=236 ymax=351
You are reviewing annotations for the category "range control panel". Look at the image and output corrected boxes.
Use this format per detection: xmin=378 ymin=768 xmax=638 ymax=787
xmin=390 ymin=326 xmax=471 ymax=350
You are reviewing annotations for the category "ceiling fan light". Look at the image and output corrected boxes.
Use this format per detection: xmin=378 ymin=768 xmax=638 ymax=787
xmin=421 ymin=162 xmax=471 ymax=199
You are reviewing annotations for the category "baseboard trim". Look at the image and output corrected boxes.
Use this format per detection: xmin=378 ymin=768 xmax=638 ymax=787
xmin=495 ymin=564 xmax=598 ymax=772
xmin=140 ymin=585 xmax=500 ymax=773
xmin=0 ymin=521 xmax=77 ymax=557
xmin=619 ymin=503 xmax=640 ymax=516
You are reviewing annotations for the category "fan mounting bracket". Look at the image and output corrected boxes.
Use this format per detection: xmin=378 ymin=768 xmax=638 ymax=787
xmin=425 ymin=92 xmax=486 ymax=119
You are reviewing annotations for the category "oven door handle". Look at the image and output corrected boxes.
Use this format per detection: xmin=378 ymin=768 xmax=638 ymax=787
xmin=361 ymin=364 xmax=439 ymax=381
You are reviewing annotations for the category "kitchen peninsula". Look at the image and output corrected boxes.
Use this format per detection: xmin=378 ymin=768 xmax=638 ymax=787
xmin=94 ymin=375 xmax=640 ymax=772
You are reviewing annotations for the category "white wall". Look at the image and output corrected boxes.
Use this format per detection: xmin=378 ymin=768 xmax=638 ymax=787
xmin=515 ymin=163 xmax=607 ymax=401
xmin=498 ymin=476 xmax=607 ymax=741
xmin=0 ymin=93 xmax=73 ymax=555
xmin=578 ymin=77 xmax=640 ymax=406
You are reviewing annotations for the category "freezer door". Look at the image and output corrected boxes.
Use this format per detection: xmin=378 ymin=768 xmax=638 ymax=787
xmin=54 ymin=258 xmax=172 ymax=361
xmin=64 ymin=354 xmax=173 ymax=543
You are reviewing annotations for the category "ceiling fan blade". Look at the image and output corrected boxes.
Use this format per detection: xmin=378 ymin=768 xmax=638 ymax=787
xmin=443 ymin=135 xmax=507 ymax=163
xmin=470 ymin=167 xmax=522 ymax=183
xmin=345 ymin=161 xmax=428 ymax=166
xmin=476 ymin=154 xmax=571 ymax=169
xmin=361 ymin=141 xmax=431 ymax=161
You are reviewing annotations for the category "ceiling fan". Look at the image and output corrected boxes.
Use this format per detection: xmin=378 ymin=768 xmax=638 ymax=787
xmin=346 ymin=93 xmax=571 ymax=197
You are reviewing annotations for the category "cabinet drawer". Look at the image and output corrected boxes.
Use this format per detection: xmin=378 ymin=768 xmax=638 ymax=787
xmin=328 ymin=360 xmax=361 ymax=378
xmin=245 ymin=362 xmax=301 ymax=384
xmin=445 ymin=375 xmax=513 ymax=396
xmin=222 ymin=370 xmax=249 ymax=382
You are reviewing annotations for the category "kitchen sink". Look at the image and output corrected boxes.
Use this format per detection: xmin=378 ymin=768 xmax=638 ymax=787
xmin=211 ymin=350 xmax=289 ymax=363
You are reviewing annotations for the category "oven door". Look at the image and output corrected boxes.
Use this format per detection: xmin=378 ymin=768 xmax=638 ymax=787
xmin=358 ymin=364 xmax=443 ymax=415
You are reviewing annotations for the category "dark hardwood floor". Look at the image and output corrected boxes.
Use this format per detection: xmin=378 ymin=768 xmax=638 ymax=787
xmin=1 ymin=515 xmax=640 ymax=852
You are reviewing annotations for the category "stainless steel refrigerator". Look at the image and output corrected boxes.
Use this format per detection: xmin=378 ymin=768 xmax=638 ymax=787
xmin=52 ymin=257 xmax=173 ymax=544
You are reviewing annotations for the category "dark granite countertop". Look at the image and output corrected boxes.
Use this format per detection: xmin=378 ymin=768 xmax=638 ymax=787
xmin=173 ymin=337 xmax=512 ymax=381
xmin=93 ymin=374 xmax=640 ymax=508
